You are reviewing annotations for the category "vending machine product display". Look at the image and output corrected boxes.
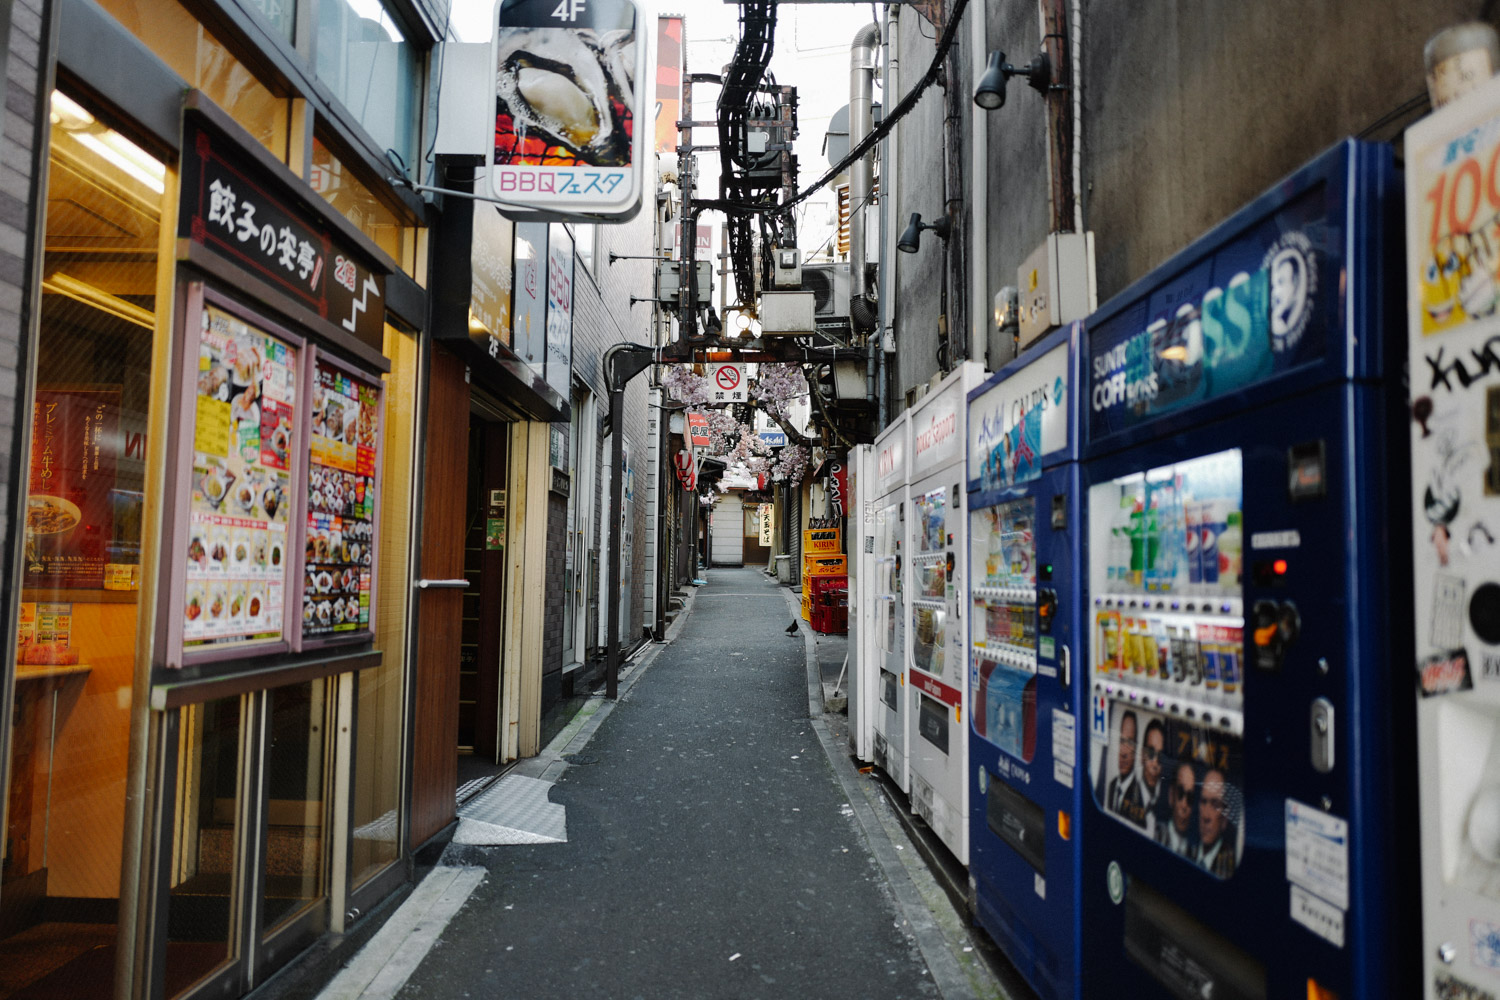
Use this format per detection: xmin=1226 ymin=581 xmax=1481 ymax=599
xmin=966 ymin=326 xmax=1082 ymax=999
xmin=1405 ymin=76 xmax=1500 ymax=1000
xmin=869 ymin=414 xmax=909 ymax=789
xmin=1080 ymin=140 xmax=1414 ymax=999
xmin=905 ymin=361 xmax=985 ymax=863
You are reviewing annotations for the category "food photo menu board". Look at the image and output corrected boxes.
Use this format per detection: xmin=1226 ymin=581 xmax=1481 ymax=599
xmin=184 ymin=304 xmax=296 ymax=650
xmin=303 ymin=356 xmax=380 ymax=642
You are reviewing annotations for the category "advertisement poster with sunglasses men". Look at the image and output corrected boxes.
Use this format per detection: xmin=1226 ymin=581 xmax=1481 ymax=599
xmin=1092 ymin=700 xmax=1245 ymax=878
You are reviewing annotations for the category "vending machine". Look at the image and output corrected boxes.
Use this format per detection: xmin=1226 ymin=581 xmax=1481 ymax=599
xmin=848 ymin=443 xmax=876 ymax=763
xmin=966 ymin=325 xmax=1083 ymax=999
xmin=905 ymin=361 xmax=986 ymax=863
xmin=1405 ymin=77 xmax=1500 ymax=1000
xmin=870 ymin=413 xmax=910 ymax=790
xmin=1079 ymin=139 xmax=1415 ymax=999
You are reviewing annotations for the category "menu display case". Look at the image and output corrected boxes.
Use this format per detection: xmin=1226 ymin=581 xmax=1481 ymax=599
xmin=182 ymin=299 xmax=300 ymax=655
xmin=161 ymin=284 xmax=383 ymax=675
xmin=301 ymin=354 xmax=382 ymax=646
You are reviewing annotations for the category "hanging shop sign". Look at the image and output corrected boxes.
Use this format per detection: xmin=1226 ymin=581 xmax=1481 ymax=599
xmin=490 ymin=0 xmax=649 ymax=222
xmin=825 ymin=456 xmax=848 ymax=518
xmin=545 ymin=224 xmax=575 ymax=401
xmin=687 ymin=411 xmax=711 ymax=448
xmin=179 ymin=114 xmax=386 ymax=353
xmin=759 ymin=503 xmax=774 ymax=546
xmin=655 ymin=15 xmax=684 ymax=155
xmin=470 ymin=202 xmax=516 ymax=352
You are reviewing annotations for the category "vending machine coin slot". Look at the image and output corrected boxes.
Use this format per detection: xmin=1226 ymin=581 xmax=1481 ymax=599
xmin=1052 ymin=493 xmax=1067 ymax=530
xmin=1039 ymin=589 xmax=1058 ymax=634
xmin=1253 ymin=600 xmax=1284 ymax=672
xmin=1310 ymin=697 xmax=1335 ymax=773
xmin=1287 ymin=440 xmax=1327 ymax=502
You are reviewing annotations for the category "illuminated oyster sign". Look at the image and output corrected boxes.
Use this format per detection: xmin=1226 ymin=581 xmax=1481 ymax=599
xmin=489 ymin=0 xmax=647 ymax=221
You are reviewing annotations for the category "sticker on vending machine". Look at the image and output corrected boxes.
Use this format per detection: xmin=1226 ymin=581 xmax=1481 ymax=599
xmin=1435 ymin=971 xmax=1498 ymax=1000
xmin=1420 ymin=648 xmax=1474 ymax=697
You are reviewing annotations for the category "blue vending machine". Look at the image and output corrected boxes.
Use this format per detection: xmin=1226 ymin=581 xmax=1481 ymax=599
xmin=966 ymin=323 xmax=1084 ymax=999
xmin=1078 ymin=140 xmax=1415 ymax=999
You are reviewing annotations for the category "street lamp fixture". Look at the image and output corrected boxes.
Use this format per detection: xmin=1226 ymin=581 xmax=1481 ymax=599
xmin=897 ymin=213 xmax=951 ymax=255
xmin=973 ymin=49 xmax=1052 ymax=110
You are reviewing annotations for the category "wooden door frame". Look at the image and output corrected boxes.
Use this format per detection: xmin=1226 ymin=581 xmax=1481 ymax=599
xmin=500 ymin=421 xmax=549 ymax=762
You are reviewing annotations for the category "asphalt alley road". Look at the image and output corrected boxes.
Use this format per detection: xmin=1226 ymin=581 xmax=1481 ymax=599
xmin=386 ymin=566 xmax=999 ymax=1000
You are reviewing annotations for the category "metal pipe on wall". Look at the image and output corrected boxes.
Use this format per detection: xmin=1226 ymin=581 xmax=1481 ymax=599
xmin=969 ymin=0 xmax=989 ymax=367
xmin=876 ymin=2 xmax=900 ymax=425
xmin=849 ymin=22 xmax=880 ymax=308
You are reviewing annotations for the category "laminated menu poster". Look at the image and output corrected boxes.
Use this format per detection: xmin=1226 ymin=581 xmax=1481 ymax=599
xmin=26 ymin=389 xmax=120 ymax=589
xmin=184 ymin=305 xmax=295 ymax=650
xmin=303 ymin=359 xmax=378 ymax=640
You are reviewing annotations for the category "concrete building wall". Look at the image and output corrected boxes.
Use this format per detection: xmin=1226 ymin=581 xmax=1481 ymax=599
xmin=569 ymin=214 xmax=657 ymax=654
xmin=1077 ymin=0 xmax=1474 ymax=300
xmin=888 ymin=0 xmax=1483 ymax=412
xmin=889 ymin=10 xmax=948 ymax=409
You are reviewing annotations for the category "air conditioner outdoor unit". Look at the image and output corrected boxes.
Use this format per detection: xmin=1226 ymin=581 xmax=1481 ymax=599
xmin=800 ymin=263 xmax=851 ymax=319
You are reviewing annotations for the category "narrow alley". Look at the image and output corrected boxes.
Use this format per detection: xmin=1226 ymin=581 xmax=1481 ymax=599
xmin=309 ymin=567 xmax=1006 ymax=1000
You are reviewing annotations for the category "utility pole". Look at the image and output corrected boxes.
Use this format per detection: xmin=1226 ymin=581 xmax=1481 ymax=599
xmin=604 ymin=342 xmax=656 ymax=699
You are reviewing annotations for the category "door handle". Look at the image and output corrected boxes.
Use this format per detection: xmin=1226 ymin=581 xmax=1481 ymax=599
xmin=417 ymin=578 xmax=469 ymax=590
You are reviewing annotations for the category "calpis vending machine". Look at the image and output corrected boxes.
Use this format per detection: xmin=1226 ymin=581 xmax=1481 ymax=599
xmin=905 ymin=361 xmax=985 ymax=862
xmin=870 ymin=413 xmax=910 ymax=790
xmin=1406 ymin=76 xmax=1500 ymax=1000
xmin=966 ymin=325 xmax=1084 ymax=998
xmin=1079 ymin=139 xmax=1415 ymax=999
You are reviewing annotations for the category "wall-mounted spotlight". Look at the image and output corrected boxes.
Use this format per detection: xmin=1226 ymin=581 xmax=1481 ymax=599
xmin=973 ymin=50 xmax=1052 ymax=110
xmin=897 ymin=213 xmax=951 ymax=254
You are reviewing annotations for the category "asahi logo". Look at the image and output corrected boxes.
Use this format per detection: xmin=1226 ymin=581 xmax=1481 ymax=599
xmin=1263 ymin=231 xmax=1316 ymax=353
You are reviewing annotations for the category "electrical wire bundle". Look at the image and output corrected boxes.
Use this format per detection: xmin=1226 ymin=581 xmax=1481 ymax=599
xmin=715 ymin=1 xmax=792 ymax=305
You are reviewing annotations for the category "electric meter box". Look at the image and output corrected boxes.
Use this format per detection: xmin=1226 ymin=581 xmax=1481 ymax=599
xmin=773 ymin=247 xmax=803 ymax=288
xmin=1017 ymin=231 xmax=1097 ymax=348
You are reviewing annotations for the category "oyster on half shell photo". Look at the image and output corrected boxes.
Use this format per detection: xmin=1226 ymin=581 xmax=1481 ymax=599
xmin=494 ymin=27 xmax=635 ymax=167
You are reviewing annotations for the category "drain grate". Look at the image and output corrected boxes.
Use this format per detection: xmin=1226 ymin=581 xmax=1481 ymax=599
xmin=563 ymin=753 xmax=599 ymax=765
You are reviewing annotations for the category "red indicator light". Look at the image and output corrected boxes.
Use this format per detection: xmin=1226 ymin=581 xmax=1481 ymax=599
xmin=1273 ymin=559 xmax=1288 ymax=576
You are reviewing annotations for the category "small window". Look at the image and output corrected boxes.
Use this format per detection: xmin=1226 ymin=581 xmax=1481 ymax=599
xmin=315 ymin=0 xmax=420 ymax=170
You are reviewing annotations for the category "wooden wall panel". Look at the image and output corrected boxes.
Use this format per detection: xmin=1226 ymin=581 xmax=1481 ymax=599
xmin=409 ymin=346 xmax=468 ymax=848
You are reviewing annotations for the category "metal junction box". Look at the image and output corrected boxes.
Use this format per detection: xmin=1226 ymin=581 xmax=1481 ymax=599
xmin=655 ymin=260 xmax=713 ymax=304
xmin=760 ymin=291 xmax=817 ymax=336
xmin=1017 ymin=232 xmax=1097 ymax=348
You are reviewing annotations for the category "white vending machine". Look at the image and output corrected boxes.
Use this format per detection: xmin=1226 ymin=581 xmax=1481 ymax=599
xmin=905 ymin=362 xmax=986 ymax=863
xmin=870 ymin=413 xmax=910 ymax=791
xmin=1407 ymin=79 xmax=1500 ymax=1000
xmin=848 ymin=443 xmax=876 ymax=763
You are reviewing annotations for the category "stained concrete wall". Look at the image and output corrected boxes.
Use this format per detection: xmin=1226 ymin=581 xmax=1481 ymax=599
xmin=887 ymin=0 xmax=1489 ymax=413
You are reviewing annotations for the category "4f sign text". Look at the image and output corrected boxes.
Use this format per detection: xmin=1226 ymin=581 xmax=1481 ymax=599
xmin=552 ymin=0 xmax=586 ymax=20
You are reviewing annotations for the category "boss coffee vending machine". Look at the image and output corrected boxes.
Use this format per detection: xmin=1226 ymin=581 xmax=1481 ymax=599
xmin=1078 ymin=140 xmax=1415 ymax=999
